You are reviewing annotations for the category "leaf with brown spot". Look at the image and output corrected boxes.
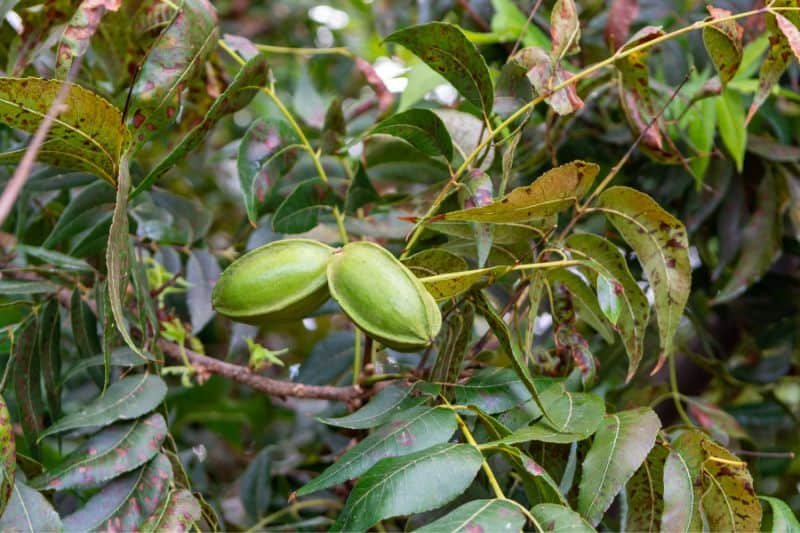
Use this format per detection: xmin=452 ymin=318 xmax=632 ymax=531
xmin=597 ymin=187 xmax=691 ymax=372
xmin=550 ymin=0 xmax=581 ymax=59
xmin=134 ymin=53 xmax=270 ymax=196
xmin=127 ymin=0 xmax=218 ymax=152
xmin=699 ymin=439 xmax=762 ymax=532
xmin=702 ymin=6 xmax=744 ymax=86
xmin=747 ymin=31 xmax=793 ymax=124
xmin=55 ymin=0 xmax=122 ymax=79
xmin=0 ymin=395 xmax=15 ymax=517
xmin=443 ymin=160 xmax=598 ymax=222
xmin=385 ymin=22 xmax=494 ymax=115
xmin=0 ymin=78 xmax=129 ymax=184
xmin=514 ymin=46 xmax=584 ymax=115
xmin=614 ymin=27 xmax=681 ymax=163
xmin=30 ymin=413 xmax=167 ymax=491
xmin=141 ymin=489 xmax=201 ymax=532
xmin=626 ymin=444 xmax=668 ymax=532
xmin=776 ymin=12 xmax=800 ymax=62
xmin=62 ymin=453 xmax=173 ymax=531
xmin=297 ymin=406 xmax=457 ymax=497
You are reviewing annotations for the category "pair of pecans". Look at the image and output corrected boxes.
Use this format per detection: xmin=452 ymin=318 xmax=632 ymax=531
xmin=211 ymin=239 xmax=442 ymax=352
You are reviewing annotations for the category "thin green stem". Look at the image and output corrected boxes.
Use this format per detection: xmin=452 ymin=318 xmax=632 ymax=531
xmin=218 ymin=39 xmax=349 ymax=243
xmin=401 ymin=5 xmax=775 ymax=257
xmin=352 ymin=328 xmax=362 ymax=385
xmin=451 ymin=403 xmax=506 ymax=500
xmin=256 ymin=43 xmax=353 ymax=57
xmin=244 ymin=498 xmax=342 ymax=532
xmin=669 ymin=350 xmax=695 ymax=428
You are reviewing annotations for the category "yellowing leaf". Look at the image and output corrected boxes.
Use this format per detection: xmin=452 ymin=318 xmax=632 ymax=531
xmin=702 ymin=6 xmax=744 ymax=85
xmin=443 ymin=160 xmax=598 ymax=222
xmin=0 ymin=78 xmax=129 ymax=184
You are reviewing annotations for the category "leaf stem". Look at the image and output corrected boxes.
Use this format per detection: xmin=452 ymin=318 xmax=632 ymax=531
xmin=669 ymin=350 xmax=695 ymax=428
xmin=401 ymin=5 xmax=776 ymax=257
xmin=448 ymin=399 xmax=506 ymax=500
xmin=244 ymin=498 xmax=342 ymax=532
xmin=217 ymin=39 xmax=349 ymax=243
xmin=255 ymin=43 xmax=353 ymax=57
xmin=352 ymin=328 xmax=362 ymax=385
xmin=418 ymin=259 xmax=581 ymax=284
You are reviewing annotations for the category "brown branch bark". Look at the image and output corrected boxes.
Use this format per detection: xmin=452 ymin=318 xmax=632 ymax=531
xmin=3 ymin=265 xmax=362 ymax=402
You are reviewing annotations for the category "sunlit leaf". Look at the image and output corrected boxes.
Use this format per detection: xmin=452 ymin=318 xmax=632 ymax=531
xmin=330 ymin=443 xmax=483 ymax=532
xmin=416 ymin=498 xmax=526 ymax=532
xmin=31 ymin=413 xmax=167 ymax=491
xmin=577 ymin=407 xmax=661 ymax=526
xmin=715 ymin=89 xmax=746 ymax=173
xmin=0 ymin=78 xmax=129 ymax=184
xmin=490 ymin=0 xmax=549 ymax=49
xmin=597 ymin=187 xmax=691 ymax=371
xmin=444 ymin=160 xmax=598 ymax=222
xmin=699 ymin=439 xmax=761 ymax=532
xmin=297 ymin=406 xmax=457 ymax=496
xmin=39 ymin=373 xmax=167 ymax=439
xmin=386 ymin=22 xmax=494 ymax=115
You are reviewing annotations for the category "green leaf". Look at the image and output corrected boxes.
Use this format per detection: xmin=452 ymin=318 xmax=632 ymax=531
xmin=0 ymin=395 xmax=15 ymax=517
xmin=385 ymin=22 xmax=494 ymax=115
xmin=530 ymin=503 xmax=595 ymax=532
xmin=702 ymin=6 xmax=743 ymax=85
xmin=490 ymin=0 xmax=549 ymax=49
xmin=30 ymin=413 xmax=166 ymax=491
xmin=713 ymin=171 xmax=783 ymax=304
xmin=614 ymin=27 xmax=680 ymax=163
xmin=444 ymin=161 xmax=598 ymax=222
xmin=321 ymin=97 xmax=345 ymax=154
xmin=60 ymin=347 xmax=149 ymax=386
xmin=625 ymin=443 xmax=668 ymax=532
xmin=344 ymin=163 xmax=380 ymax=214
xmin=331 ymin=443 xmax=483 ymax=532
xmin=0 ymin=280 xmax=56 ymax=295
xmin=14 ymin=316 xmax=43 ymax=455
xmin=55 ymin=0 xmax=119 ymax=79
xmin=494 ymin=386 xmax=606 ymax=443
xmin=0 ymin=78 xmax=129 ymax=184
xmin=236 ymin=117 xmax=300 ymax=224
xmin=272 ymin=178 xmax=340 ymax=234
xmin=550 ymin=0 xmax=581 ymax=59
xmin=495 ymin=444 xmax=567 ymax=505
xmin=416 ymin=498 xmax=526 ymax=532
xmin=318 ymin=383 xmax=425 ymax=429
xmin=39 ymin=373 xmax=167 ymax=440
xmin=430 ymin=302 xmax=474 ymax=395
xmin=43 ymin=180 xmax=115 ymax=248
xmin=597 ymin=186 xmax=691 ymax=371
xmin=38 ymin=299 xmax=61 ymax=420
xmin=141 ymin=489 xmax=202 ymax=532
xmin=17 ymin=245 xmax=93 ymax=273
xmin=70 ymin=287 xmax=101 ymax=362
xmin=135 ymin=54 xmax=270 ymax=196
xmin=577 ymin=407 xmax=661 ymax=526
xmin=0 ymin=480 xmax=63 ymax=532
xmin=128 ymin=0 xmax=218 ymax=152
xmin=454 ymin=368 xmax=532 ymax=414
xmin=63 ymin=454 xmax=174 ymax=532
xmin=546 ymin=269 xmax=615 ymax=344
xmin=759 ymin=496 xmax=800 ymax=533
xmin=595 ymin=274 xmax=621 ymax=325
xmin=240 ymin=447 xmax=271 ymax=521
xmin=715 ymin=89 xmax=746 ymax=173
xmin=566 ymin=233 xmax=650 ymax=380
xmin=372 ymin=108 xmax=453 ymax=160
xmin=685 ymin=95 xmax=717 ymax=184
xmin=106 ymin=154 xmax=143 ymax=360
xmin=297 ymin=406 xmax=457 ymax=496
xmin=661 ymin=429 xmax=706 ymax=532
xmin=474 ymin=291 xmax=554 ymax=424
